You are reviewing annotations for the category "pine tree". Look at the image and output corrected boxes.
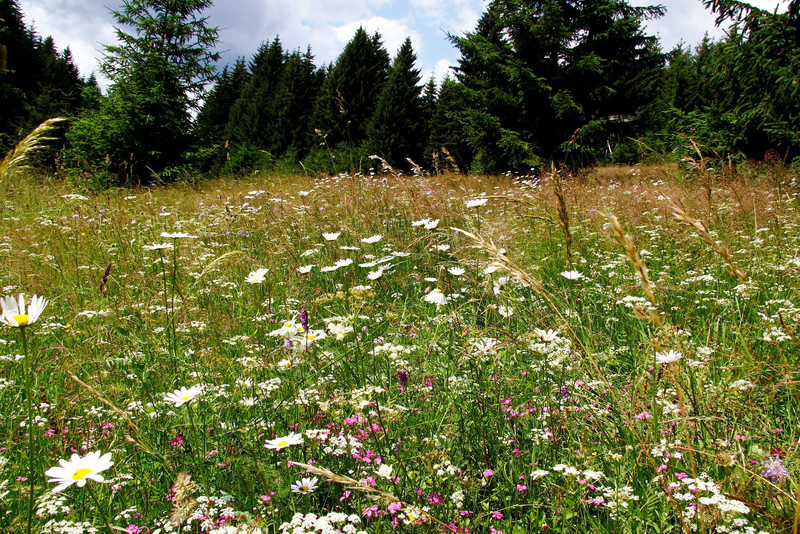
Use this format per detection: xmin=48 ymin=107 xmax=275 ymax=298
xmin=310 ymin=27 xmax=390 ymax=147
xmin=69 ymin=0 xmax=220 ymax=184
xmin=451 ymin=0 xmax=665 ymax=170
xmin=273 ymin=48 xmax=323 ymax=158
xmin=366 ymin=38 xmax=423 ymax=170
xmin=193 ymin=58 xmax=250 ymax=171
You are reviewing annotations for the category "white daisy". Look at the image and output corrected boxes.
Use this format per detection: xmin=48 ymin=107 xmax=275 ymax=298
xmin=291 ymin=476 xmax=319 ymax=494
xmin=160 ymin=232 xmax=197 ymax=239
xmin=245 ymin=268 xmax=269 ymax=284
xmin=1 ymin=294 xmax=48 ymax=328
xmin=143 ymin=243 xmax=173 ymax=251
xmin=655 ymin=350 xmax=683 ymax=365
xmin=45 ymin=451 xmax=114 ymax=493
xmin=423 ymin=289 xmax=449 ymax=307
xmin=447 ymin=267 xmax=465 ymax=276
xmin=265 ymin=432 xmax=304 ymax=451
xmin=361 ymin=234 xmax=383 ymax=244
xmin=322 ymin=232 xmax=340 ymax=241
xmin=465 ymin=198 xmax=488 ymax=208
xmin=296 ymin=265 xmax=314 ymax=274
xmin=163 ymin=385 xmax=203 ymax=407
xmin=560 ymin=270 xmax=584 ymax=280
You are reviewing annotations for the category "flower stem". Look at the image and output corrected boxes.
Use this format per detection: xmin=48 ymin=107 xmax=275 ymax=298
xmin=21 ymin=327 xmax=35 ymax=534
xmin=186 ymin=403 xmax=209 ymax=493
xmin=86 ymin=483 xmax=114 ymax=533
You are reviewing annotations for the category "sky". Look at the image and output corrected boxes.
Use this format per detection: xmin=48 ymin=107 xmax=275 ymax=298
xmin=16 ymin=0 xmax=788 ymax=90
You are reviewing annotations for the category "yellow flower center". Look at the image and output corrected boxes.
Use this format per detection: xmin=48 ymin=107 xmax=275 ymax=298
xmin=300 ymin=485 xmax=310 ymax=492
xmin=180 ymin=395 xmax=191 ymax=402
xmin=72 ymin=468 xmax=92 ymax=480
xmin=13 ymin=314 xmax=29 ymax=326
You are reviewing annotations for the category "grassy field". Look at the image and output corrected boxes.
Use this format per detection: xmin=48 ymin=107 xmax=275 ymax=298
xmin=1 ymin=161 xmax=799 ymax=533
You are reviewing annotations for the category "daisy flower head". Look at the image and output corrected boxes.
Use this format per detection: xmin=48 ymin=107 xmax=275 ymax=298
xmin=361 ymin=234 xmax=383 ymax=244
xmin=245 ymin=268 xmax=269 ymax=284
xmin=1 ymin=294 xmax=48 ymax=328
xmin=163 ymin=385 xmax=203 ymax=407
xmin=465 ymin=198 xmax=488 ymax=208
xmin=265 ymin=432 xmax=304 ymax=451
xmin=291 ymin=476 xmax=319 ymax=494
xmin=423 ymin=288 xmax=449 ymax=307
xmin=322 ymin=232 xmax=341 ymax=241
xmin=160 ymin=232 xmax=197 ymax=239
xmin=447 ymin=267 xmax=465 ymax=276
xmin=45 ymin=450 xmax=114 ymax=493
xmin=655 ymin=350 xmax=683 ymax=365
xmin=560 ymin=270 xmax=584 ymax=280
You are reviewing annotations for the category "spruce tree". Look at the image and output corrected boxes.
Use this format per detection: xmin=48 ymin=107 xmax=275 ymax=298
xmin=310 ymin=27 xmax=389 ymax=147
xmin=69 ymin=0 xmax=220 ymax=184
xmin=193 ymin=58 xmax=250 ymax=171
xmin=226 ymin=37 xmax=286 ymax=165
xmin=366 ymin=38 xmax=423 ymax=170
xmin=450 ymin=0 xmax=665 ymax=170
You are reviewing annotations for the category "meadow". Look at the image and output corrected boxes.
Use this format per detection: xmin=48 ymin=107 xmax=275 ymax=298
xmin=1 ymin=160 xmax=799 ymax=534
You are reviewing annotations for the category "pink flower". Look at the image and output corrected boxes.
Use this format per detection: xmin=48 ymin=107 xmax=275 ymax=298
xmin=483 ymin=469 xmax=494 ymax=477
xmin=491 ymin=511 xmax=503 ymax=520
xmin=515 ymin=484 xmax=527 ymax=492
xmin=388 ymin=502 xmax=402 ymax=514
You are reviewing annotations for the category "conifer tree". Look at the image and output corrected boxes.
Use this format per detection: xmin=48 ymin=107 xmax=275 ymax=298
xmin=226 ymin=37 xmax=286 ymax=164
xmin=69 ymin=0 xmax=220 ymax=184
xmin=310 ymin=27 xmax=390 ymax=147
xmin=450 ymin=0 xmax=664 ymax=170
xmin=366 ymin=38 xmax=423 ymax=169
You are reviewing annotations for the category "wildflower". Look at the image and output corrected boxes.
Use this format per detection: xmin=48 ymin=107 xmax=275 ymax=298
xmin=327 ymin=323 xmax=353 ymax=340
xmin=361 ymin=234 xmax=383 ymax=244
xmin=245 ymin=268 xmax=269 ymax=284
xmin=533 ymin=328 xmax=559 ymax=342
xmin=367 ymin=268 xmax=384 ymax=280
xmin=761 ymin=456 xmax=789 ymax=482
xmin=143 ymin=243 xmax=173 ymax=251
xmin=376 ymin=464 xmax=393 ymax=479
xmin=655 ymin=350 xmax=682 ymax=365
xmin=1 ymin=294 xmax=48 ymax=328
xmin=448 ymin=267 xmax=465 ymax=276
xmin=396 ymin=369 xmax=409 ymax=387
xmin=291 ymin=476 xmax=319 ymax=494
xmin=163 ymin=385 xmax=203 ymax=407
xmin=423 ymin=288 xmax=448 ymax=307
xmin=483 ymin=469 xmax=494 ymax=478
xmin=560 ymin=270 xmax=584 ymax=280
xmin=265 ymin=432 xmax=304 ymax=451
xmin=296 ymin=264 xmax=314 ymax=274
xmin=465 ymin=198 xmax=488 ymax=208
xmin=160 ymin=232 xmax=197 ymax=239
xmin=322 ymin=232 xmax=341 ymax=241
xmin=44 ymin=451 xmax=114 ymax=493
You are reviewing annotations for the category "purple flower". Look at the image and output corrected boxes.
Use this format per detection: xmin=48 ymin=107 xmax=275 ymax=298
xmin=299 ymin=306 xmax=309 ymax=331
xmin=396 ymin=369 xmax=409 ymax=387
xmin=762 ymin=456 xmax=790 ymax=482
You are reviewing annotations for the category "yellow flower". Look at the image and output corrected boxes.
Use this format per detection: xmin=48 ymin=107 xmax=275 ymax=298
xmin=44 ymin=451 xmax=114 ymax=493
xmin=0 ymin=294 xmax=48 ymax=328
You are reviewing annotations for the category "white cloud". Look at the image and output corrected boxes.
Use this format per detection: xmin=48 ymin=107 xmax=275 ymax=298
xmin=333 ymin=16 xmax=422 ymax=57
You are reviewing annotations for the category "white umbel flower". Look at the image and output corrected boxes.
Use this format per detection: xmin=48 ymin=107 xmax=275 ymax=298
xmin=1 ymin=294 xmax=48 ymax=328
xmin=45 ymin=451 xmax=114 ymax=493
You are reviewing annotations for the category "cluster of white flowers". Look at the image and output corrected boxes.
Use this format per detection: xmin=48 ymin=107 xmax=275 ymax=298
xmin=529 ymin=330 xmax=574 ymax=371
xmin=278 ymin=512 xmax=366 ymax=534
